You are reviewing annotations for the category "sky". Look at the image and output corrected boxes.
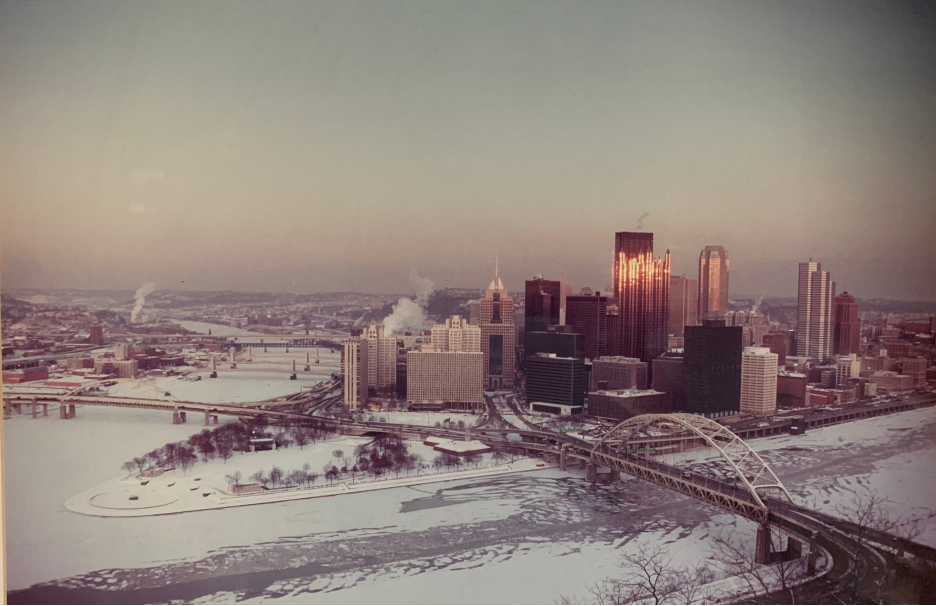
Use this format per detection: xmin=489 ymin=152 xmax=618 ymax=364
xmin=1 ymin=0 xmax=934 ymax=299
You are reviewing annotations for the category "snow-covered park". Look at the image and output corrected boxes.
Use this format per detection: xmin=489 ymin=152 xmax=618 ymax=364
xmin=4 ymin=402 xmax=935 ymax=603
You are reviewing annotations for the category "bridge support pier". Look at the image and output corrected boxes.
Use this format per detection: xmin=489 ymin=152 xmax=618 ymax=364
xmin=212 ymin=415 xmax=219 ymax=425
xmin=31 ymin=398 xmax=38 ymax=418
xmin=205 ymin=410 xmax=211 ymax=426
xmin=3 ymin=402 xmax=10 ymax=419
xmin=559 ymin=446 xmax=568 ymax=471
xmin=60 ymin=404 xmax=68 ymax=419
xmin=68 ymin=404 xmax=76 ymax=419
xmin=586 ymin=463 xmax=597 ymax=482
xmin=42 ymin=403 xmax=48 ymax=416
xmin=755 ymin=524 xmax=771 ymax=565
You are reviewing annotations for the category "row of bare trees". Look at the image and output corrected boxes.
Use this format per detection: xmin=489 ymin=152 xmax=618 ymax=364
xmin=122 ymin=417 xmax=338 ymax=477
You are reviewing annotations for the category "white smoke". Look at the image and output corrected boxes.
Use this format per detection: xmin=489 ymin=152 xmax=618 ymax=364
xmin=131 ymin=282 xmax=157 ymax=323
xmin=382 ymin=272 xmax=435 ymax=335
xmin=752 ymin=295 xmax=765 ymax=314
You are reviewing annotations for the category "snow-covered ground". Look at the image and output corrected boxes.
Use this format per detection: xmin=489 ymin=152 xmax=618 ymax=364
xmin=5 ymin=405 xmax=936 ymax=603
xmin=67 ymin=438 xmax=547 ymax=517
xmin=105 ymin=372 xmax=323 ymax=403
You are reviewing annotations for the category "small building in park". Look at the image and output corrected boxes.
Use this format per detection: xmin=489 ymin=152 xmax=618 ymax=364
xmin=248 ymin=438 xmax=276 ymax=452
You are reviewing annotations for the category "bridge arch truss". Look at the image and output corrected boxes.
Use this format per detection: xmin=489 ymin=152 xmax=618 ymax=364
xmin=593 ymin=413 xmax=794 ymax=509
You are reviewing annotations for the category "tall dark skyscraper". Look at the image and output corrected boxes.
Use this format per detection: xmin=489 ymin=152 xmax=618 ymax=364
xmin=565 ymin=291 xmax=609 ymax=360
xmin=524 ymin=277 xmax=562 ymax=334
xmin=612 ymin=232 xmax=670 ymax=364
xmin=668 ymin=275 xmax=698 ymax=337
xmin=833 ymin=291 xmax=861 ymax=356
xmin=684 ymin=320 xmax=742 ymax=418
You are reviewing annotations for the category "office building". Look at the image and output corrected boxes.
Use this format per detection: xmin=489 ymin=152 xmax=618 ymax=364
xmin=668 ymin=275 xmax=698 ymax=337
xmin=587 ymin=389 xmax=668 ymax=422
xmin=565 ymin=290 xmax=609 ymax=360
xmin=478 ymin=265 xmax=516 ymax=390
xmin=525 ymin=277 xmax=562 ymax=333
xmin=525 ymin=327 xmax=585 ymax=359
xmin=833 ymin=292 xmax=861 ymax=356
xmin=698 ymin=246 xmax=729 ymax=321
xmin=835 ymin=354 xmax=861 ymax=388
xmin=431 ymin=315 xmax=481 ymax=352
xmin=114 ymin=343 xmax=131 ymax=361
xmin=740 ymin=346 xmax=778 ymax=416
xmin=899 ymin=357 xmax=928 ymax=389
xmin=796 ymin=261 xmax=835 ymax=361
xmin=407 ymin=315 xmax=484 ymax=409
xmin=762 ymin=332 xmax=788 ymax=364
xmin=652 ymin=353 xmax=686 ymax=412
xmin=612 ymin=231 xmax=670 ymax=364
xmin=590 ymin=356 xmax=648 ymax=391
xmin=777 ymin=371 xmax=808 ymax=408
xmin=684 ymin=320 xmax=742 ymax=418
xmin=868 ymin=371 xmax=913 ymax=392
xmin=342 ymin=332 xmax=369 ymax=411
xmin=525 ymin=353 xmax=585 ymax=409
xmin=89 ymin=325 xmax=104 ymax=346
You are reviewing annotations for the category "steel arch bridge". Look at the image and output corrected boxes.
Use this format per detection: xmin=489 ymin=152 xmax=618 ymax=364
xmin=589 ymin=413 xmax=794 ymax=519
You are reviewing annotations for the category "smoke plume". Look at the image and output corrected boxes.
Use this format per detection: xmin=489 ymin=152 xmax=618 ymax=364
xmin=131 ymin=282 xmax=157 ymax=323
xmin=382 ymin=272 xmax=435 ymax=335
xmin=636 ymin=212 xmax=650 ymax=230
xmin=752 ymin=295 xmax=765 ymax=315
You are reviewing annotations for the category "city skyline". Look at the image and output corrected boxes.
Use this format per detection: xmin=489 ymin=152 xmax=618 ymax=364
xmin=2 ymin=1 xmax=935 ymax=299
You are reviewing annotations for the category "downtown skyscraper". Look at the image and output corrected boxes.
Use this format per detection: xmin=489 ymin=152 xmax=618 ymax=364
xmin=612 ymin=232 xmax=670 ymax=364
xmin=796 ymin=261 xmax=835 ymax=361
xmin=698 ymin=245 xmax=730 ymax=321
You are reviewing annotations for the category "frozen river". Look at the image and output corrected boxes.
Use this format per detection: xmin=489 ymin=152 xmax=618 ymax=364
xmin=5 ymin=406 xmax=936 ymax=604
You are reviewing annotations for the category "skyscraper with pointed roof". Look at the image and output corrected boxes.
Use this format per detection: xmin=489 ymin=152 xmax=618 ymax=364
xmin=479 ymin=260 xmax=515 ymax=390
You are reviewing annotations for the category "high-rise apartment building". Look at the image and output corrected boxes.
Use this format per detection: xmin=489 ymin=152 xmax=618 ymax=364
xmin=479 ymin=265 xmax=515 ymax=390
xmin=833 ymin=291 xmax=861 ymax=356
xmin=565 ymin=291 xmax=609 ymax=360
xmin=407 ymin=315 xmax=483 ymax=409
xmin=366 ymin=324 xmax=398 ymax=395
xmin=342 ymin=331 xmax=369 ymax=410
xmin=612 ymin=232 xmax=670 ymax=364
xmin=740 ymin=346 xmax=778 ymax=416
xmin=668 ymin=275 xmax=698 ymax=337
xmin=796 ymin=262 xmax=835 ymax=361
xmin=698 ymin=246 xmax=729 ymax=321
xmin=684 ymin=320 xmax=742 ymax=418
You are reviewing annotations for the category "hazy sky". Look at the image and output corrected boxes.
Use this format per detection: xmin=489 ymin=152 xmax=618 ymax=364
xmin=2 ymin=0 xmax=934 ymax=299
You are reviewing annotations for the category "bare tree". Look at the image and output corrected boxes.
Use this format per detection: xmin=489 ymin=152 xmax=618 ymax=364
xmin=269 ymin=465 xmax=284 ymax=488
xmin=122 ymin=461 xmax=135 ymax=477
xmin=581 ymin=542 xmax=712 ymax=605
xmin=294 ymin=431 xmax=309 ymax=450
xmin=711 ymin=530 xmax=802 ymax=604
